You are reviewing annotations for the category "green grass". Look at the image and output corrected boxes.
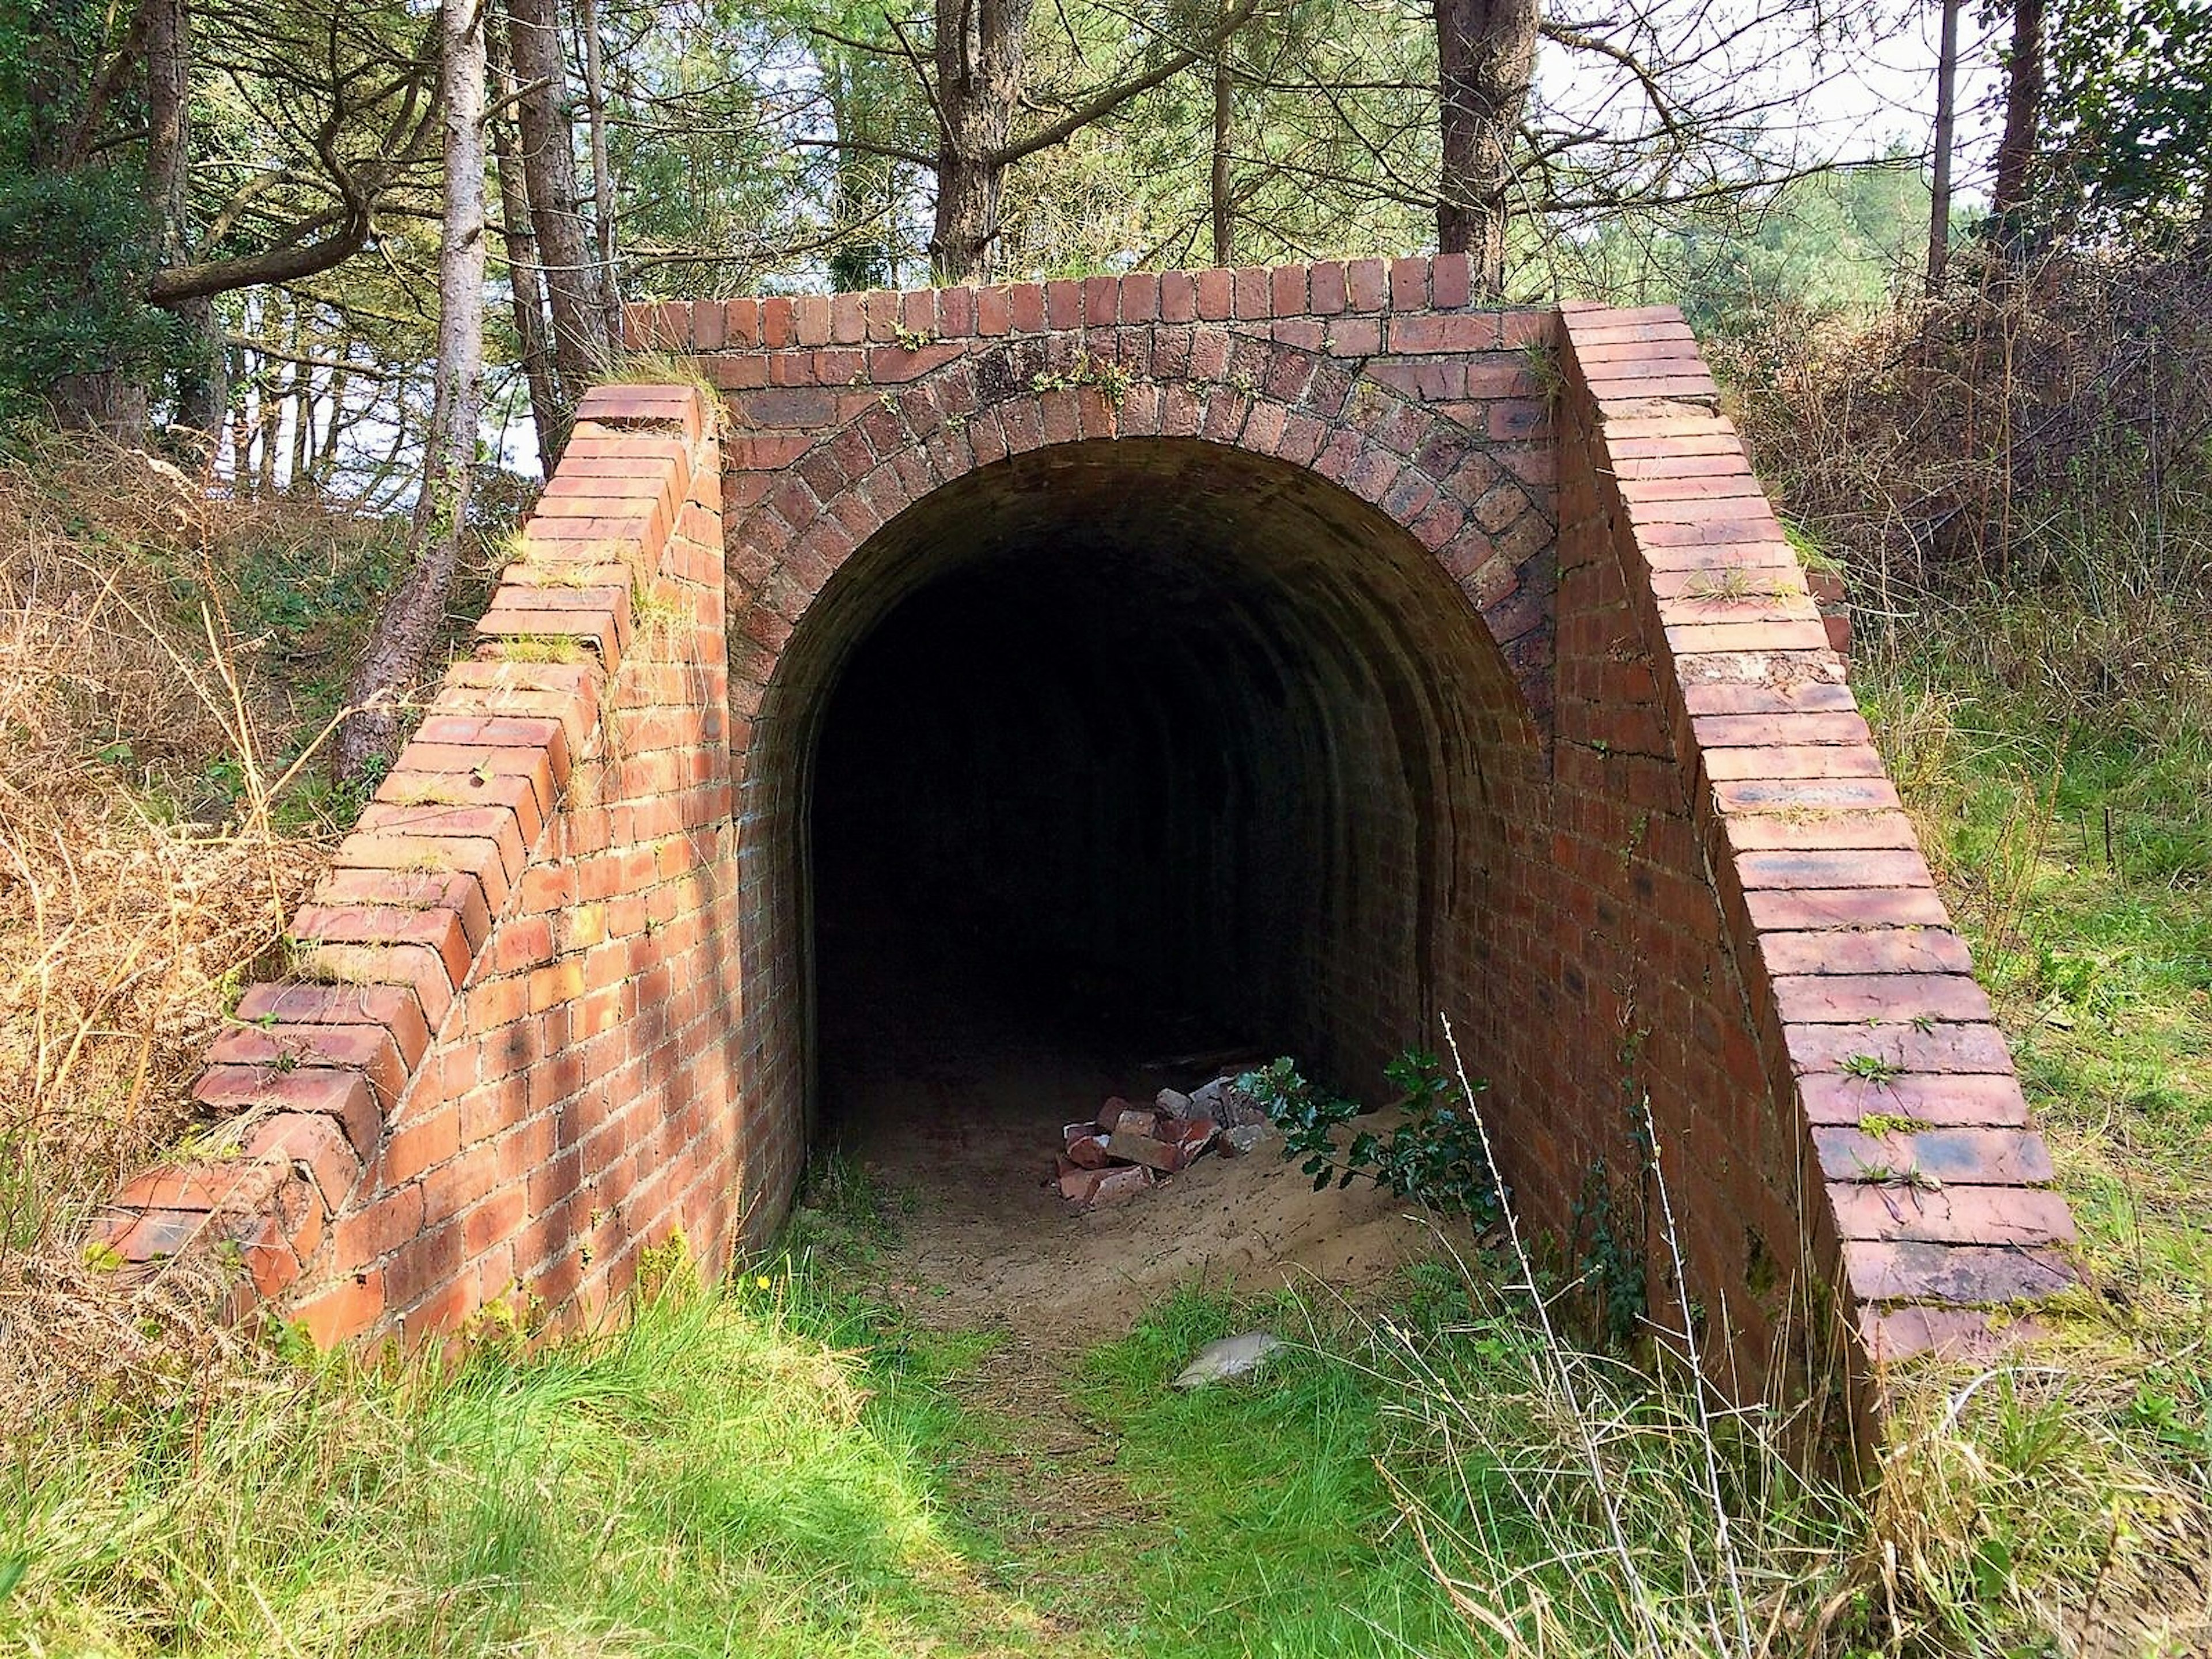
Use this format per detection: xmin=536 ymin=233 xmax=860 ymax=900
xmin=1008 ymin=1282 xmax=1482 ymax=1658
xmin=0 ymin=1192 xmax=1861 ymax=1659
xmin=3 ymin=1261 xmax=1062 ymax=1657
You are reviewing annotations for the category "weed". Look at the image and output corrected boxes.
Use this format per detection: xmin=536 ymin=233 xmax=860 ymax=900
xmin=1840 ymin=1052 xmax=1903 ymax=1083
xmin=1237 ymin=1048 xmax=1504 ymax=1222
xmin=488 ymin=632 xmax=586 ymax=665
xmin=1857 ymin=1111 xmax=1935 ymax=1137
xmin=1519 ymin=338 xmax=1567 ymax=402
xmin=1031 ymin=349 xmax=1135 ymax=403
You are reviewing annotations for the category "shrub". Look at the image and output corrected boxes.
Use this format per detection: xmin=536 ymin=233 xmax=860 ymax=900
xmin=1238 ymin=1048 xmax=1505 ymax=1224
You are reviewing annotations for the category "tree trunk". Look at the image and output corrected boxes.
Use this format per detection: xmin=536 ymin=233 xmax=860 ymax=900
xmin=143 ymin=0 xmax=188 ymax=245
xmin=928 ymin=0 xmax=1036 ymax=285
xmin=490 ymin=13 xmax=563 ymax=466
xmin=225 ymin=348 xmax=252 ymax=487
xmin=291 ymin=336 xmax=319 ymax=490
xmin=336 ymin=0 xmax=487 ymax=786
xmin=505 ymin=0 xmax=599 ymax=427
xmin=1210 ymin=10 xmax=1235 ymax=267
xmin=256 ymin=362 xmax=280 ymax=495
xmin=313 ymin=365 xmax=350 ymax=487
xmin=173 ymin=296 xmax=226 ymax=471
xmin=1434 ymin=0 xmax=1539 ymax=298
xmin=578 ymin=0 xmax=619 ymax=340
xmin=1927 ymin=0 xmax=1961 ymax=291
xmin=52 ymin=0 xmax=187 ymax=440
xmin=1990 ymin=0 xmax=2047 ymax=219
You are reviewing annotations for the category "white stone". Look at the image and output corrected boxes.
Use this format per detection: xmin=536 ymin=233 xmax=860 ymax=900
xmin=1171 ymin=1329 xmax=1283 ymax=1389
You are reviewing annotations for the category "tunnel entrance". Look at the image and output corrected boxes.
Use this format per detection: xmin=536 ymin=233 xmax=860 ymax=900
xmin=790 ymin=439 xmax=1533 ymax=1194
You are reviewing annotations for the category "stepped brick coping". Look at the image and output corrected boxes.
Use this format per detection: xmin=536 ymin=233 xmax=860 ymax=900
xmin=84 ymin=383 xmax=717 ymax=1320
xmin=1555 ymin=302 xmax=2077 ymax=1364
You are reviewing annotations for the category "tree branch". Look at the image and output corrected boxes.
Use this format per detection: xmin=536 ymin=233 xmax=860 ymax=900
xmin=988 ymin=0 xmax=1267 ymax=167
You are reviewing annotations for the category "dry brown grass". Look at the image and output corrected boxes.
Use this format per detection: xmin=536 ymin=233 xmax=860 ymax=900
xmin=1719 ymin=250 xmax=2212 ymax=608
xmin=0 ymin=433 xmax=378 ymax=1432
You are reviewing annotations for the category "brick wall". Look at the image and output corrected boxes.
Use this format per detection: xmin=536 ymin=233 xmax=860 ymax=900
xmin=86 ymin=257 xmax=2075 ymax=1423
xmin=1548 ymin=306 xmax=2073 ymax=1383
xmin=89 ymin=385 xmax=748 ymax=1346
xmin=635 ymin=255 xmax=2076 ymax=1416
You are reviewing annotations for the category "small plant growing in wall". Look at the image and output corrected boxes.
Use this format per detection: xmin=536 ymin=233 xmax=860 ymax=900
xmin=1518 ymin=339 xmax=1566 ymax=406
xmin=1031 ymin=349 xmax=1135 ymax=404
xmin=1237 ymin=1050 xmax=1504 ymax=1224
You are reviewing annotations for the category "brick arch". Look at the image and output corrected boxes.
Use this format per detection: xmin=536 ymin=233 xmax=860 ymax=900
xmin=724 ymin=430 xmax=1547 ymax=1200
xmin=717 ymin=315 xmax=1562 ymax=744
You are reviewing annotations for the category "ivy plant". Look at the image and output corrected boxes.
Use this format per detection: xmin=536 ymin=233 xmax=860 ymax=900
xmin=1236 ymin=1050 xmax=1504 ymax=1225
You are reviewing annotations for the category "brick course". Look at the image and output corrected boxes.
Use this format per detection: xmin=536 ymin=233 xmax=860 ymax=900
xmin=89 ymin=384 xmax=745 ymax=1347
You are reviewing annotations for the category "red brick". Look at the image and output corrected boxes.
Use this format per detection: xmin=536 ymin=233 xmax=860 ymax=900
xmin=289 ymin=903 xmax=473 ymax=987
xmin=1800 ymin=1072 xmax=2026 ymax=1128
xmin=1843 ymin=1241 xmax=2073 ymax=1305
xmin=1816 ymin=1124 xmax=2052 ymax=1185
xmin=1232 ymin=264 xmax=1270 ymax=317
xmin=1430 ymin=251 xmax=1472 ymax=308
xmin=1735 ymin=849 xmax=1932 ymax=890
xmin=291 ymin=1270 xmax=386 ymax=1347
xmin=194 ymin=1063 xmax=384 ymax=1156
xmin=1309 ymin=260 xmax=1347 ymax=314
xmin=1721 ymin=811 xmax=1918 ymax=853
xmin=110 ymin=1161 xmax=285 ymax=1217
xmin=238 ymin=980 xmax=430 ymax=1060
xmin=240 ymin=1112 xmax=362 ymax=1210
xmin=289 ymin=940 xmax=457 ymax=1030
xmin=206 ymin=1024 xmax=409 ymax=1109
xmin=1389 ymin=256 xmax=1426 ymax=309
xmin=1195 ymin=267 xmax=1233 ymax=320
xmin=1857 ymin=1305 xmax=2018 ymax=1363
xmin=414 ymin=714 xmax=571 ymax=783
xmin=1761 ymin=929 xmax=1971 ymax=976
xmin=1771 ymin=972 xmax=1992 ymax=1025
xmin=1827 ymin=1182 xmax=2074 ymax=1245
xmin=1785 ymin=1021 xmax=2014 ymax=1076
xmin=1045 ymin=278 xmax=1081 ymax=328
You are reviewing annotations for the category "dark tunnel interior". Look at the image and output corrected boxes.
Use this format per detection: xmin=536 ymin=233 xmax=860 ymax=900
xmin=796 ymin=440 xmax=1526 ymax=1150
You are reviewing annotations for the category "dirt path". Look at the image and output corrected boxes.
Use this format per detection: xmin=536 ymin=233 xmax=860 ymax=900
xmin=818 ymin=922 xmax=1441 ymax=1349
xmin=811 ymin=931 xmax=1446 ymax=1646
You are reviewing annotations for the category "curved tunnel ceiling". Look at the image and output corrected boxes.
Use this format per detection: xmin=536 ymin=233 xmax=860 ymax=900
xmin=764 ymin=436 xmax=1541 ymax=1095
xmin=765 ymin=437 xmax=1538 ymax=760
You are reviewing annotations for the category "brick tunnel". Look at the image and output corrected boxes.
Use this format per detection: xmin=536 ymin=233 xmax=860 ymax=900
xmin=89 ymin=254 xmax=2078 ymax=1426
xmin=787 ymin=437 xmax=1533 ymax=1154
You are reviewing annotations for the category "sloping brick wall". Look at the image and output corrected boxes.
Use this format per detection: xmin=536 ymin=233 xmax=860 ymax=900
xmin=1551 ymin=305 xmax=2073 ymax=1370
xmin=89 ymin=385 xmax=747 ymax=1345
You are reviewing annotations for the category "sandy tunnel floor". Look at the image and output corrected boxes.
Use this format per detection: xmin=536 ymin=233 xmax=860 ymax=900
xmin=815 ymin=911 xmax=1446 ymax=1351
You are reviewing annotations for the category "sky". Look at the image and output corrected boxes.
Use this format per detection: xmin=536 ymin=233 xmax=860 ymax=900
xmin=1532 ymin=0 xmax=2010 ymax=203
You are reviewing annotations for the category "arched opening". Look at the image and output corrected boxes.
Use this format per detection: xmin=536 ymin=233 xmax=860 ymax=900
xmin=742 ymin=437 xmax=1540 ymax=1205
